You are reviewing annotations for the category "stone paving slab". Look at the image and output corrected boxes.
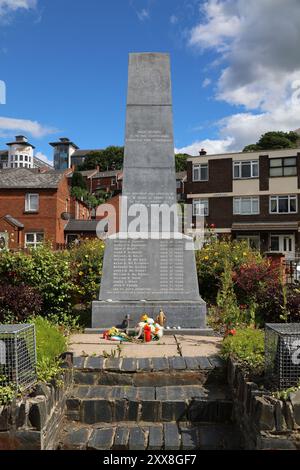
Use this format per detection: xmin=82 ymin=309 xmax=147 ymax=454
xmin=69 ymin=334 xmax=222 ymax=358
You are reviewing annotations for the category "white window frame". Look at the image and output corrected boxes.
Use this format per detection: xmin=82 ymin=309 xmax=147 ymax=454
xmin=233 ymin=196 xmax=260 ymax=215
xmin=193 ymin=199 xmax=209 ymax=216
xmin=236 ymin=235 xmax=260 ymax=250
xmin=192 ymin=163 xmax=208 ymax=182
xmin=25 ymin=193 xmax=39 ymax=212
xmin=269 ymin=195 xmax=297 ymax=214
xmin=25 ymin=232 xmax=44 ymax=248
xmin=233 ymin=160 xmax=259 ymax=179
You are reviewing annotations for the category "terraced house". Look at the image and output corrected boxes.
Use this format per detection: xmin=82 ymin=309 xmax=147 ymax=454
xmin=186 ymin=148 xmax=300 ymax=259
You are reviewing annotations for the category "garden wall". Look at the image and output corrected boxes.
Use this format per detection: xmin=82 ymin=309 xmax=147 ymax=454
xmin=0 ymin=370 xmax=72 ymax=450
xmin=228 ymin=358 xmax=300 ymax=450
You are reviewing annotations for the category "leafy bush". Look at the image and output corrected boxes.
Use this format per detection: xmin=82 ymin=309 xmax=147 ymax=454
xmin=221 ymin=327 xmax=265 ymax=373
xmin=0 ymin=245 xmax=73 ymax=319
xmin=196 ymin=238 xmax=262 ymax=303
xmin=0 ymin=282 xmax=43 ymax=322
xmin=70 ymin=239 xmax=104 ymax=304
xmin=0 ymin=377 xmax=15 ymax=405
xmin=216 ymin=260 xmax=241 ymax=328
xmin=31 ymin=316 xmax=67 ymax=383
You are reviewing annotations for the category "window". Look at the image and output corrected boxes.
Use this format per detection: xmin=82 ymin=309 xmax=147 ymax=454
xmin=176 ymin=180 xmax=181 ymax=189
xmin=270 ymin=195 xmax=297 ymax=214
xmin=193 ymin=199 xmax=209 ymax=216
xmin=193 ymin=163 xmax=208 ymax=181
xmin=237 ymin=235 xmax=260 ymax=250
xmin=25 ymin=193 xmax=39 ymax=212
xmin=25 ymin=233 xmax=44 ymax=248
xmin=233 ymin=160 xmax=259 ymax=179
xmin=269 ymin=157 xmax=297 ymax=177
xmin=111 ymin=177 xmax=116 ymax=185
xmin=233 ymin=197 xmax=260 ymax=215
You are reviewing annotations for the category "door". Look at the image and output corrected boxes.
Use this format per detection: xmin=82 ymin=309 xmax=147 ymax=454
xmin=270 ymin=234 xmax=295 ymax=259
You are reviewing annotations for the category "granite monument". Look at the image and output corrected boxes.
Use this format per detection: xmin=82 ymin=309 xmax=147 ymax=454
xmin=92 ymin=53 xmax=207 ymax=331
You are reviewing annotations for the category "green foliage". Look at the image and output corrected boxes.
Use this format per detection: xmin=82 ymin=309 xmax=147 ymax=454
xmin=71 ymin=186 xmax=111 ymax=209
xmin=216 ymin=259 xmax=241 ymax=327
xmin=70 ymin=239 xmax=105 ymax=303
xmin=243 ymin=144 xmax=261 ymax=152
xmin=221 ymin=327 xmax=265 ymax=373
xmin=33 ymin=316 xmax=67 ymax=363
xmin=31 ymin=316 xmax=67 ymax=384
xmin=175 ymin=153 xmax=189 ymax=172
xmin=0 ymin=245 xmax=73 ymax=318
xmin=79 ymin=146 xmax=124 ymax=171
xmin=196 ymin=237 xmax=262 ymax=303
xmin=273 ymin=381 xmax=300 ymax=401
xmin=0 ymin=382 xmax=15 ymax=405
xmin=79 ymin=145 xmax=189 ymax=173
xmin=71 ymin=171 xmax=88 ymax=190
xmin=243 ymin=131 xmax=299 ymax=152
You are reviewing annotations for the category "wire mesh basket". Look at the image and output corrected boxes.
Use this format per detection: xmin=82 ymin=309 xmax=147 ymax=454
xmin=265 ymin=323 xmax=300 ymax=390
xmin=0 ymin=324 xmax=37 ymax=390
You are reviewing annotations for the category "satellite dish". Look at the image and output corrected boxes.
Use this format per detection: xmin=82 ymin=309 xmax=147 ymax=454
xmin=61 ymin=212 xmax=72 ymax=220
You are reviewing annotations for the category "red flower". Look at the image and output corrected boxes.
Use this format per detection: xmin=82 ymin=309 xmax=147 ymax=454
xmin=210 ymin=224 xmax=216 ymax=229
xmin=229 ymin=329 xmax=237 ymax=336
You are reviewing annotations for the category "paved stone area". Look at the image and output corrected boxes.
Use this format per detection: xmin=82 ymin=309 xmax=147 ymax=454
xmin=69 ymin=334 xmax=222 ymax=358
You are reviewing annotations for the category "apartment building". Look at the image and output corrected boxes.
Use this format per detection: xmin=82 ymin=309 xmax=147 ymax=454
xmin=186 ymin=148 xmax=300 ymax=259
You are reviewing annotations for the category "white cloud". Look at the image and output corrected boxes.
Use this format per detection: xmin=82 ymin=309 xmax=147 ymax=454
xmin=0 ymin=116 xmax=57 ymax=138
xmin=175 ymin=137 xmax=234 ymax=156
xmin=0 ymin=0 xmax=37 ymax=19
xmin=35 ymin=151 xmax=53 ymax=167
xmin=137 ymin=8 xmax=149 ymax=21
xmin=185 ymin=0 xmax=300 ymax=151
xmin=202 ymin=78 xmax=212 ymax=88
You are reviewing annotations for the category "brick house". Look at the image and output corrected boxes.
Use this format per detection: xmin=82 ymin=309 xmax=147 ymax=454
xmin=0 ymin=168 xmax=77 ymax=249
xmin=186 ymin=148 xmax=300 ymax=259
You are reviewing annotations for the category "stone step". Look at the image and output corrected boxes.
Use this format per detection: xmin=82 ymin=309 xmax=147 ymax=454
xmin=59 ymin=421 xmax=242 ymax=450
xmin=72 ymin=355 xmax=226 ymax=387
xmin=66 ymin=384 xmax=233 ymax=424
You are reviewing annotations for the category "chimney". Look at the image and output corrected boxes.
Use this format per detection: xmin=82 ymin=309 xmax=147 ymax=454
xmin=199 ymin=149 xmax=207 ymax=156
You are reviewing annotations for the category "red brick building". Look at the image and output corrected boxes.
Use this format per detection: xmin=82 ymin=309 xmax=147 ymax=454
xmin=0 ymin=167 xmax=88 ymax=249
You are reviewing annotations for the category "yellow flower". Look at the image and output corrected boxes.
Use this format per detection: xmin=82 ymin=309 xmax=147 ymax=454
xmin=79 ymin=271 xmax=84 ymax=276
xmin=204 ymin=256 xmax=209 ymax=260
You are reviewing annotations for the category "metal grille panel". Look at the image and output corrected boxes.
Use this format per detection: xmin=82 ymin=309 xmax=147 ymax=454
xmin=0 ymin=324 xmax=37 ymax=390
xmin=265 ymin=323 xmax=300 ymax=390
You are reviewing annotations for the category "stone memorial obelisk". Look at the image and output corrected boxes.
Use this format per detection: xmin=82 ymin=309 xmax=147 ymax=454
xmin=92 ymin=53 xmax=207 ymax=330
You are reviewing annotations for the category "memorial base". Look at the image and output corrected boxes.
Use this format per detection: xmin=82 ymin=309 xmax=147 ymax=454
xmin=92 ymin=300 xmax=207 ymax=330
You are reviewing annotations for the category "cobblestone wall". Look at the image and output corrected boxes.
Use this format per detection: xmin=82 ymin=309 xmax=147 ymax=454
xmin=228 ymin=359 xmax=300 ymax=450
xmin=0 ymin=370 xmax=72 ymax=450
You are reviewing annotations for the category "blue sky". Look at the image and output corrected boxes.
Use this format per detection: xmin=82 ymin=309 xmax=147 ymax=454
xmin=0 ymin=0 xmax=300 ymax=164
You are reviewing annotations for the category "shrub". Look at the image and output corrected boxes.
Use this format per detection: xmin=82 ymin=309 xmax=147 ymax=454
xmin=0 ymin=283 xmax=43 ymax=323
xmin=0 ymin=245 xmax=74 ymax=318
xmin=70 ymin=239 xmax=105 ymax=304
xmin=216 ymin=260 xmax=241 ymax=328
xmin=31 ymin=316 xmax=67 ymax=383
xmin=221 ymin=327 xmax=265 ymax=374
xmin=196 ymin=238 xmax=262 ymax=303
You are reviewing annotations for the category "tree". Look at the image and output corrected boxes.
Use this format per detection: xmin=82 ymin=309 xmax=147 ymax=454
xmin=175 ymin=153 xmax=189 ymax=172
xmin=71 ymin=171 xmax=88 ymax=190
xmin=79 ymin=146 xmax=124 ymax=171
xmin=243 ymin=131 xmax=299 ymax=152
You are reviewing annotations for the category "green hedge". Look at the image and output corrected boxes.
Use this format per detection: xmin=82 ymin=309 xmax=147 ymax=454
xmin=221 ymin=327 xmax=265 ymax=373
